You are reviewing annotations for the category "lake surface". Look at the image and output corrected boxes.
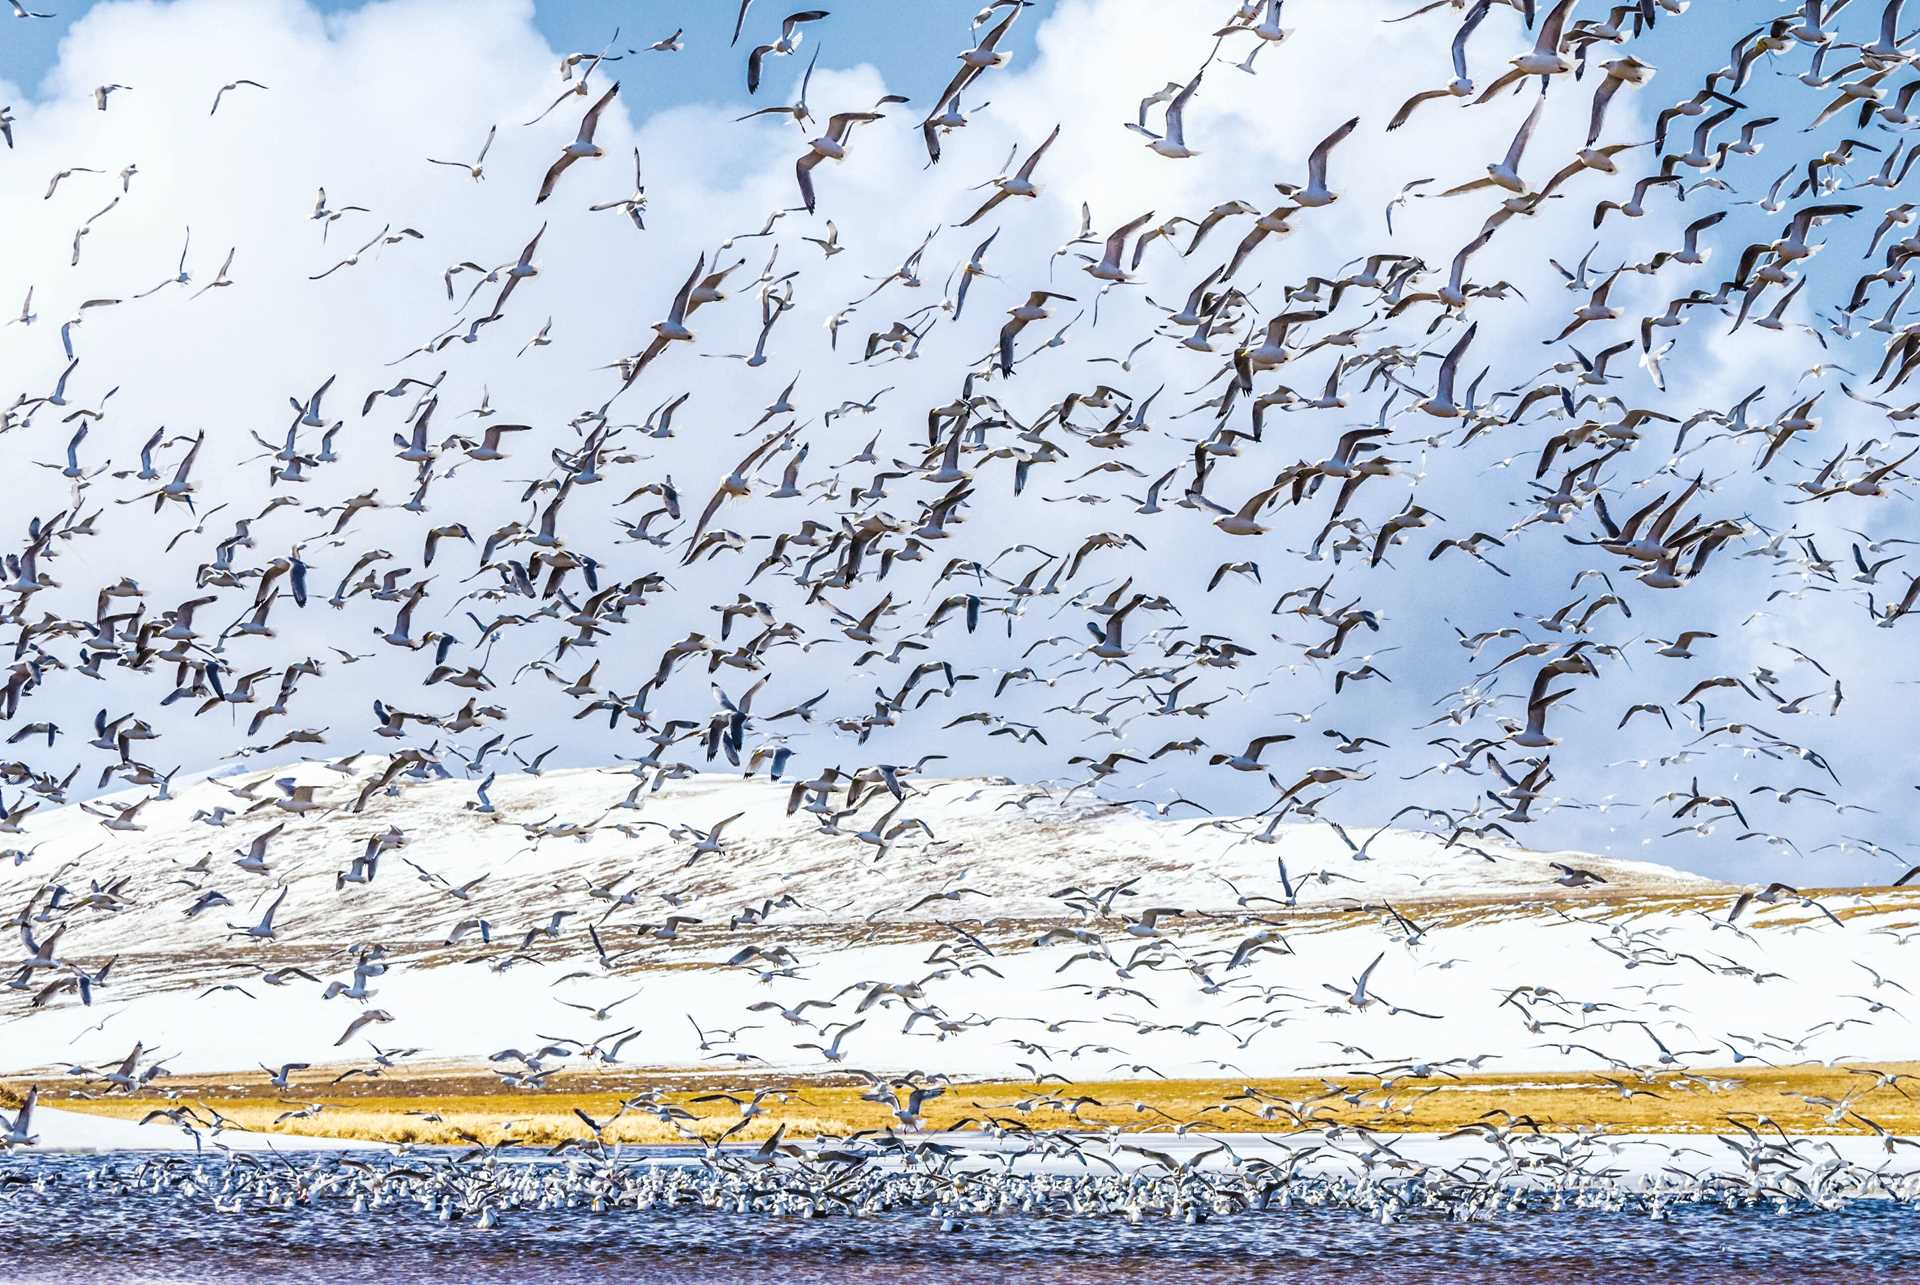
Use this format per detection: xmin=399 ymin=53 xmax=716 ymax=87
xmin=1 ymin=1150 xmax=1916 ymax=1283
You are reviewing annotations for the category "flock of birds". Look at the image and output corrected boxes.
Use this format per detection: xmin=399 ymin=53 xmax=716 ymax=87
xmin=4 ymin=0 xmax=1920 ymax=1223
xmin=4 ymin=1126 xmax=1919 ymax=1232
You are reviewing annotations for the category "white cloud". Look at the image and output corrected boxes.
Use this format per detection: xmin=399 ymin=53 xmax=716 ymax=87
xmin=0 ymin=0 xmax=1910 ymax=887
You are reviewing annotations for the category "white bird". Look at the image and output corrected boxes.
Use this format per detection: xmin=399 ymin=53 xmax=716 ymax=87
xmin=747 ymin=10 xmax=828 ymax=95
xmin=232 ymin=823 xmax=285 ymax=874
xmin=228 ymin=886 xmax=289 ymax=940
xmin=795 ymin=107 xmax=894 ymax=213
xmin=1134 ymin=67 xmax=1204 ymax=158
xmin=957 ymin=124 xmax=1059 ymax=227
xmin=1084 ymin=211 xmax=1156 ymax=284
xmin=653 ymin=253 xmax=708 ymax=343
xmin=427 ymin=124 xmax=496 ymax=180
xmin=1475 ymin=0 xmax=1579 ymax=101
xmin=209 ymin=78 xmax=268 ymax=116
xmin=537 ymin=82 xmax=619 ymax=204
xmin=0 ymin=1087 xmax=38 ymax=1150
xmin=1440 ymin=93 xmax=1544 ymax=197
xmin=1280 ymin=115 xmax=1360 ymax=208
xmin=588 ymin=148 xmax=647 ymax=229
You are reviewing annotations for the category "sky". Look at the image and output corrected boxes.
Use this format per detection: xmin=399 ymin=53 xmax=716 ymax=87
xmin=1 ymin=0 xmax=1917 ymax=889
xmin=0 ymin=0 xmax=1045 ymax=107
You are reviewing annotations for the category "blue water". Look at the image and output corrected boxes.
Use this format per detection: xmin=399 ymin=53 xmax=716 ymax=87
xmin=1 ymin=1151 xmax=1916 ymax=1283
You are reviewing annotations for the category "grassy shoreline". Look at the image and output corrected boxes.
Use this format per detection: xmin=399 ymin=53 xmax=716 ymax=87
xmin=9 ymin=1060 xmax=1918 ymax=1148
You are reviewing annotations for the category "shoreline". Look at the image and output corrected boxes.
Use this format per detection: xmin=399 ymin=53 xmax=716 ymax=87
xmin=10 ymin=1059 xmax=1919 ymax=1149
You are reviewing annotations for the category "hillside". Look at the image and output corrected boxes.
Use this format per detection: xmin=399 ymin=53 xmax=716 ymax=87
xmin=3 ymin=761 xmax=1909 ymax=1088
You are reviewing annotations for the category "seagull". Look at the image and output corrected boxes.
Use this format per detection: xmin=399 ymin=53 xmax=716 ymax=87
xmin=1389 ymin=0 xmax=1492 ymax=129
xmin=1133 ymin=66 xmax=1204 ymax=159
xmin=1208 ymin=734 xmax=1294 ymax=773
xmin=44 ymin=167 xmax=102 ymax=201
xmin=1440 ymin=93 xmax=1544 ymax=198
xmin=1330 ymin=952 xmax=1387 ymax=1009
xmin=731 ymin=0 xmax=758 ymax=45
xmin=957 ymin=124 xmax=1059 ymax=227
xmin=1000 ymin=291 xmax=1074 ymax=376
xmin=209 ymin=78 xmax=268 ymax=115
xmin=795 ymin=107 xmax=893 ymax=213
xmin=227 ymin=886 xmax=289 ymax=940
xmin=191 ymin=247 xmax=236 ymax=298
xmin=1474 ymin=0 xmax=1579 ymax=102
xmin=1279 ymin=115 xmax=1360 ymax=208
xmin=588 ymin=148 xmax=648 ymax=229
xmin=738 ymin=45 xmax=819 ymax=128
xmin=537 ymin=83 xmax=619 ymax=204
xmin=747 ymin=10 xmax=828 ymax=95
xmin=0 ymin=1087 xmax=38 ymax=1150
xmin=427 ymin=124 xmax=496 ymax=180
xmin=652 ymin=252 xmax=707 ymax=344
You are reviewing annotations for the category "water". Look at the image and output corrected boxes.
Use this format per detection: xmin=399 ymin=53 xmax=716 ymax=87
xmin=2 ymin=1151 xmax=1917 ymax=1283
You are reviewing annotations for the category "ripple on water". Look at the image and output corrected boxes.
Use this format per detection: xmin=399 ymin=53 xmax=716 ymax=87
xmin=1 ymin=1152 xmax=1917 ymax=1284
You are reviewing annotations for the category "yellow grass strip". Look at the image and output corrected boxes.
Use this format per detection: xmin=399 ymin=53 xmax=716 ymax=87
xmin=13 ymin=1060 xmax=1920 ymax=1148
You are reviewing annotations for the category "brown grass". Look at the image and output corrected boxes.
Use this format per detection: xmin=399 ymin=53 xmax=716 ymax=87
xmin=9 ymin=888 xmax=1917 ymax=1147
xmin=13 ymin=1060 xmax=1918 ymax=1148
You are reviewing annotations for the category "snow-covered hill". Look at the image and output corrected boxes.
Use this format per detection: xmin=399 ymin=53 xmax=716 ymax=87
xmin=2 ymin=761 xmax=1712 ymax=947
xmin=5 ymin=760 xmax=1911 ymax=1083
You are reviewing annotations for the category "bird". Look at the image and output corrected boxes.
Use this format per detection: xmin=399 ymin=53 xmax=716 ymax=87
xmin=747 ymin=10 xmax=828 ymax=95
xmin=1133 ymin=66 xmax=1204 ymax=159
xmin=1208 ymin=734 xmax=1295 ymax=774
xmin=957 ymin=124 xmax=1059 ymax=227
xmin=0 ymin=1087 xmax=38 ymax=1149
xmin=1279 ymin=115 xmax=1361 ymax=208
xmin=227 ymin=886 xmax=289 ymax=940
xmin=794 ymin=106 xmax=894 ymax=213
xmin=588 ymin=148 xmax=648 ymax=229
xmin=1389 ymin=0 xmax=1492 ymax=129
xmin=537 ymin=83 xmax=619 ymax=204
xmin=0 ymin=0 xmax=1916 ymax=1207
xmin=427 ymin=124 xmax=496 ymax=180
xmin=209 ymin=78 xmax=268 ymax=116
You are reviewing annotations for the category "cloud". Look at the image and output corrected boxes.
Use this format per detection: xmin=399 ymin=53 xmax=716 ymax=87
xmin=0 ymin=0 xmax=1910 ymax=886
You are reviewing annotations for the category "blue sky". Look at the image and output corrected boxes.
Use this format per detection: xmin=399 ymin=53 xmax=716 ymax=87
xmin=1 ymin=0 xmax=1043 ymax=105
xmin=0 ymin=0 xmax=1766 ymax=99
xmin=4 ymin=0 xmax=1917 ymax=888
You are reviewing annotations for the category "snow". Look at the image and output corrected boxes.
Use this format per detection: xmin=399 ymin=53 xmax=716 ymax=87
xmin=2 ymin=762 xmax=1716 ymax=953
xmin=14 ymin=1105 xmax=375 ymax=1153
xmin=1 ymin=762 xmax=1913 ymax=1091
